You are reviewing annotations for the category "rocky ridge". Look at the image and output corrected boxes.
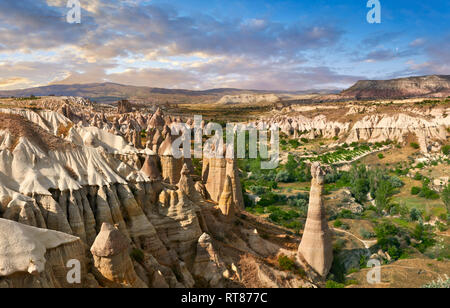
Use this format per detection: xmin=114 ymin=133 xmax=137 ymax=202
xmin=258 ymin=102 xmax=449 ymax=154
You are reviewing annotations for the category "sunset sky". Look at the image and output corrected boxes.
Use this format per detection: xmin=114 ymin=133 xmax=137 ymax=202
xmin=0 ymin=0 xmax=448 ymax=91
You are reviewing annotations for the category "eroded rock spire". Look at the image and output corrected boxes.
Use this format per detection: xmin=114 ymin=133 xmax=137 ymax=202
xmin=297 ymin=162 xmax=333 ymax=278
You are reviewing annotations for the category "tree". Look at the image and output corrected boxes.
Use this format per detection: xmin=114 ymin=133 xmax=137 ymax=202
xmin=409 ymin=208 xmax=421 ymax=222
xmin=443 ymin=184 xmax=450 ymax=213
xmin=375 ymin=180 xmax=394 ymax=210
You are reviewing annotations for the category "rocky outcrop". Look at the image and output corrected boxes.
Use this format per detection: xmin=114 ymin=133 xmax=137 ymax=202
xmin=140 ymin=155 xmax=161 ymax=180
xmin=147 ymin=108 xmax=165 ymax=129
xmin=203 ymin=157 xmax=244 ymax=209
xmin=218 ymin=176 xmax=235 ymax=219
xmin=297 ymin=163 xmax=333 ymax=278
xmin=192 ymin=233 xmax=227 ymax=287
xmin=90 ymin=223 xmax=147 ymax=288
xmin=178 ymin=163 xmax=201 ymax=202
xmin=117 ymin=100 xmax=133 ymax=114
xmin=259 ymin=102 xmax=449 ymax=154
xmin=0 ymin=218 xmax=89 ymax=288
xmin=217 ymin=94 xmax=280 ymax=105
xmin=158 ymin=134 xmax=183 ymax=185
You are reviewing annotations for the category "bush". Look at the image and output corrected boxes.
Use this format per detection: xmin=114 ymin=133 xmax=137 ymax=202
xmin=436 ymin=221 xmax=448 ymax=232
xmin=410 ymin=142 xmax=420 ymax=150
xmin=325 ymin=280 xmax=345 ymax=288
xmin=419 ymin=184 xmax=440 ymax=200
xmin=278 ymin=255 xmax=295 ymax=271
xmin=378 ymin=153 xmax=385 ymax=159
xmin=288 ymin=139 xmax=301 ymax=148
xmin=416 ymin=162 xmax=425 ymax=169
xmin=130 ymin=248 xmax=145 ymax=263
xmin=249 ymin=185 xmax=266 ymax=195
xmin=275 ymin=170 xmax=294 ymax=183
xmin=388 ymin=176 xmax=404 ymax=188
xmin=360 ymin=228 xmax=375 ymax=239
xmin=411 ymin=224 xmax=435 ymax=253
xmin=409 ymin=208 xmax=422 ymax=222
xmin=388 ymin=246 xmax=401 ymax=260
xmin=411 ymin=186 xmax=421 ymax=195
xmin=333 ymin=219 xmax=343 ymax=228
xmin=442 ymin=145 xmax=450 ymax=156
xmin=414 ymin=173 xmax=423 ymax=181
xmin=278 ymin=254 xmax=306 ymax=277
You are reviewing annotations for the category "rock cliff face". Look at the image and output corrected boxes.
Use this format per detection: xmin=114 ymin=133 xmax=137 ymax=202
xmin=217 ymin=94 xmax=280 ymax=105
xmin=259 ymin=102 xmax=449 ymax=154
xmin=0 ymin=101 xmax=307 ymax=288
xmin=297 ymin=163 xmax=333 ymax=278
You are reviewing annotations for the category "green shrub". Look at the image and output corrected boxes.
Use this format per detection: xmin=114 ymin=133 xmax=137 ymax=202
xmin=288 ymin=139 xmax=301 ymax=148
xmin=416 ymin=162 xmax=425 ymax=169
xmin=436 ymin=221 xmax=448 ymax=232
xmin=414 ymin=173 xmax=423 ymax=181
xmin=410 ymin=142 xmax=420 ymax=150
xmin=442 ymin=145 xmax=450 ymax=156
xmin=278 ymin=255 xmax=295 ymax=271
xmin=419 ymin=183 xmax=440 ymax=200
xmin=360 ymin=228 xmax=375 ymax=239
xmin=130 ymin=248 xmax=145 ymax=263
xmin=325 ymin=280 xmax=345 ymax=288
xmin=411 ymin=186 xmax=421 ymax=195
xmin=345 ymin=280 xmax=359 ymax=286
xmin=409 ymin=208 xmax=422 ymax=222
xmin=333 ymin=219 xmax=343 ymax=228
xmin=378 ymin=153 xmax=385 ymax=159
xmin=249 ymin=185 xmax=266 ymax=195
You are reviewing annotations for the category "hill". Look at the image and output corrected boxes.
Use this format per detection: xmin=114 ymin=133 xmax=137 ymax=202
xmin=0 ymin=82 xmax=338 ymax=104
xmin=341 ymin=75 xmax=450 ymax=99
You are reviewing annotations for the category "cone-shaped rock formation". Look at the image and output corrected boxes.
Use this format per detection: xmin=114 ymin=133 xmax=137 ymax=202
xmin=297 ymin=162 xmax=333 ymax=278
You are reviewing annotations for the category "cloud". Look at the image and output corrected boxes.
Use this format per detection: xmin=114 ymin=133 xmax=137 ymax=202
xmin=361 ymin=31 xmax=402 ymax=48
xmin=404 ymin=35 xmax=450 ymax=75
xmin=361 ymin=48 xmax=417 ymax=63
xmin=409 ymin=38 xmax=426 ymax=47
xmin=0 ymin=1 xmax=446 ymax=91
xmin=52 ymin=55 xmax=362 ymax=91
xmin=0 ymin=77 xmax=33 ymax=89
xmin=0 ymin=0 xmax=350 ymax=90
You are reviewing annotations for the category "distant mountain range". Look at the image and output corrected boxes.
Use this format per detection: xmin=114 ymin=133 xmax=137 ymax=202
xmin=0 ymin=82 xmax=337 ymax=104
xmin=0 ymin=75 xmax=448 ymax=103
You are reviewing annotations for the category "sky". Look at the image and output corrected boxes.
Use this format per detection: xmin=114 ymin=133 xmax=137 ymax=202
xmin=0 ymin=0 xmax=448 ymax=91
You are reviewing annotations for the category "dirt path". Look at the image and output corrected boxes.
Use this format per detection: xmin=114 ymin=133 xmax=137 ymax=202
xmin=332 ymin=227 xmax=377 ymax=249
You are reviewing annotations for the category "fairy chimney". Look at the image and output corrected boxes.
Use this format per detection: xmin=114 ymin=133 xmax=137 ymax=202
xmin=297 ymin=162 xmax=333 ymax=278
